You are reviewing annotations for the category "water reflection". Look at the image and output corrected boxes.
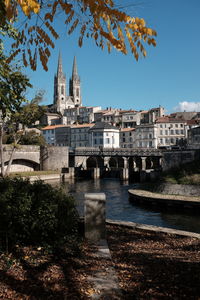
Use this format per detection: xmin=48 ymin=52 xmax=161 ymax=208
xmin=50 ymin=178 xmax=200 ymax=234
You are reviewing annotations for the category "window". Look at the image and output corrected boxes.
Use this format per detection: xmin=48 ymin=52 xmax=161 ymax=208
xmin=180 ymin=130 xmax=184 ymax=134
xmin=170 ymin=130 xmax=174 ymax=135
xmin=175 ymin=124 xmax=178 ymax=128
xmin=160 ymin=130 xmax=163 ymax=135
xmin=51 ymin=130 xmax=54 ymax=134
xmin=106 ymin=138 xmax=110 ymax=144
xmin=165 ymin=130 xmax=168 ymax=135
xmin=160 ymin=124 xmax=163 ymax=128
xmin=160 ymin=138 xmax=163 ymax=144
xmin=61 ymin=85 xmax=64 ymax=95
xmin=175 ymin=130 xmax=179 ymax=134
xmin=76 ymin=88 xmax=79 ymax=97
xmin=123 ymin=138 xmax=125 ymax=142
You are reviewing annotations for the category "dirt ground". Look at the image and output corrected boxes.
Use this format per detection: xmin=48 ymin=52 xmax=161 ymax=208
xmin=0 ymin=224 xmax=200 ymax=299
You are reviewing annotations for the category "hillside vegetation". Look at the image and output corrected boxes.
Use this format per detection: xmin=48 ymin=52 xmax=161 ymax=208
xmin=163 ymin=159 xmax=200 ymax=185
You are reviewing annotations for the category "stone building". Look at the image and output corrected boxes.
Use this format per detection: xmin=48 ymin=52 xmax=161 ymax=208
xmin=70 ymin=124 xmax=94 ymax=148
xmin=135 ymin=124 xmax=158 ymax=148
xmin=89 ymin=122 xmax=120 ymax=148
xmin=156 ymin=116 xmax=187 ymax=148
xmin=120 ymin=128 xmax=135 ymax=148
xmin=188 ymin=126 xmax=200 ymax=149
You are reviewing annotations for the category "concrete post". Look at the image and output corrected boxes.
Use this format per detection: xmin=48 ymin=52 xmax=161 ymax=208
xmin=84 ymin=193 xmax=106 ymax=242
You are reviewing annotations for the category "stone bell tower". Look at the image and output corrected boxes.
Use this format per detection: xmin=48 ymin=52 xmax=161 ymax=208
xmin=69 ymin=56 xmax=82 ymax=107
xmin=53 ymin=52 xmax=67 ymax=114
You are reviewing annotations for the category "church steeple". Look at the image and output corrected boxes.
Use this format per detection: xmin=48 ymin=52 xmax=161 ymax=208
xmin=72 ymin=56 xmax=79 ymax=80
xmin=70 ymin=56 xmax=82 ymax=107
xmin=53 ymin=52 xmax=67 ymax=113
xmin=57 ymin=51 xmax=63 ymax=76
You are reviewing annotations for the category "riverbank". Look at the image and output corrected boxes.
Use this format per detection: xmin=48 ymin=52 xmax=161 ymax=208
xmin=128 ymin=189 xmax=200 ymax=210
xmin=0 ymin=224 xmax=200 ymax=299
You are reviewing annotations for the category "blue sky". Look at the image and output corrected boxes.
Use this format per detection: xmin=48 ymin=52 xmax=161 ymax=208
xmin=22 ymin=0 xmax=200 ymax=113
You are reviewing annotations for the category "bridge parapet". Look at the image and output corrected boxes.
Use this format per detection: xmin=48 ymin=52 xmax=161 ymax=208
xmin=73 ymin=147 xmax=163 ymax=157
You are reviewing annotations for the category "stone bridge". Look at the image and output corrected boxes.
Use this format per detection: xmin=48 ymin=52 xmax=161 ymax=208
xmin=70 ymin=147 xmax=163 ymax=180
xmin=2 ymin=145 xmax=40 ymax=172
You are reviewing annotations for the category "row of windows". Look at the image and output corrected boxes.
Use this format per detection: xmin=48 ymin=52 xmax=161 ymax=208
xmin=159 ymin=137 xmax=180 ymax=144
xmin=160 ymin=129 xmax=184 ymax=135
xmin=122 ymin=138 xmax=133 ymax=143
xmin=71 ymin=134 xmax=88 ymax=140
xmin=43 ymin=130 xmax=54 ymax=134
xmin=159 ymin=123 xmax=184 ymax=128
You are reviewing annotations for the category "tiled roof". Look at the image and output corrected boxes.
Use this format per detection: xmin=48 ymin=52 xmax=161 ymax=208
xmin=156 ymin=117 xmax=186 ymax=123
xmin=71 ymin=123 xmax=94 ymax=128
xmin=120 ymin=128 xmax=135 ymax=132
xmin=41 ymin=125 xmax=70 ymax=130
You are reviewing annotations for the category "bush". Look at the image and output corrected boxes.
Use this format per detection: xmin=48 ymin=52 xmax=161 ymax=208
xmin=0 ymin=177 xmax=78 ymax=251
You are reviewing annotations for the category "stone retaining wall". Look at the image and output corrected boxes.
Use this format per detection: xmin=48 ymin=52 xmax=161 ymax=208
xmin=154 ymin=183 xmax=200 ymax=197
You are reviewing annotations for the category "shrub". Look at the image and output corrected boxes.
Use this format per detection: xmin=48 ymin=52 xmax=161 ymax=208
xmin=0 ymin=177 xmax=78 ymax=251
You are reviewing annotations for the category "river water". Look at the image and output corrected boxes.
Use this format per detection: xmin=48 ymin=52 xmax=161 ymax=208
xmin=57 ymin=178 xmax=200 ymax=234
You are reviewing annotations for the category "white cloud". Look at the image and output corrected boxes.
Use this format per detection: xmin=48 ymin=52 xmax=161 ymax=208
xmin=173 ymin=101 xmax=200 ymax=112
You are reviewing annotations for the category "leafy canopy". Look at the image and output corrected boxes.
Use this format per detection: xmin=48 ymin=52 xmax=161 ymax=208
xmin=2 ymin=0 xmax=157 ymax=71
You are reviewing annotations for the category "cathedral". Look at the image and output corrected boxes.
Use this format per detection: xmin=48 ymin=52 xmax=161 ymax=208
xmin=52 ymin=53 xmax=82 ymax=114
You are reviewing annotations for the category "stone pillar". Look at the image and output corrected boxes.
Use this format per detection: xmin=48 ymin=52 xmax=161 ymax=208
xmin=69 ymin=167 xmax=75 ymax=178
xmin=141 ymin=157 xmax=147 ymax=171
xmin=104 ymin=156 xmax=110 ymax=170
xmin=159 ymin=157 xmax=163 ymax=169
xmin=84 ymin=193 xmax=106 ymax=242
xmin=120 ymin=168 xmax=129 ymax=180
xmin=123 ymin=157 xmax=128 ymax=168
xmin=91 ymin=167 xmax=100 ymax=179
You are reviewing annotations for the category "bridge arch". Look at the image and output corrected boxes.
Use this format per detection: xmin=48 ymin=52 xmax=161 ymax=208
xmin=4 ymin=159 xmax=40 ymax=173
xmin=86 ymin=156 xmax=104 ymax=168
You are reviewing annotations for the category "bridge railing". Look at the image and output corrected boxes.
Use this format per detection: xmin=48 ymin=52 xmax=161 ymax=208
xmin=73 ymin=147 xmax=163 ymax=157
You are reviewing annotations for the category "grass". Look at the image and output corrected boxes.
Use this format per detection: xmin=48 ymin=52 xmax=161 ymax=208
xmin=9 ymin=170 xmax=60 ymax=177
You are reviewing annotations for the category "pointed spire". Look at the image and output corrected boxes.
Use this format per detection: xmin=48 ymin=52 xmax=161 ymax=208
xmin=72 ymin=56 xmax=79 ymax=79
xmin=57 ymin=51 xmax=63 ymax=75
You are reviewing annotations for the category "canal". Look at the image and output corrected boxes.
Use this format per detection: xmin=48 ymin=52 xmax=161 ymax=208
xmin=58 ymin=178 xmax=200 ymax=234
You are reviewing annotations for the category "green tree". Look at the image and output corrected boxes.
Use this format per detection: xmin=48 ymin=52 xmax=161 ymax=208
xmin=0 ymin=64 xmax=32 ymax=177
xmin=1 ymin=90 xmax=46 ymax=176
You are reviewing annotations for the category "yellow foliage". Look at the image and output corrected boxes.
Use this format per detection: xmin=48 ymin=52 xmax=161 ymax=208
xmin=3 ymin=0 xmax=157 ymax=70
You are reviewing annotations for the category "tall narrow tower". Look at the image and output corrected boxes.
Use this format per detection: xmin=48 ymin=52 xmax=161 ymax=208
xmin=70 ymin=56 xmax=82 ymax=107
xmin=53 ymin=52 xmax=67 ymax=113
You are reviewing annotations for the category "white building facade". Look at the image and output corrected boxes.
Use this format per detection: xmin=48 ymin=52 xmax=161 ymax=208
xmin=89 ymin=122 xmax=120 ymax=148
